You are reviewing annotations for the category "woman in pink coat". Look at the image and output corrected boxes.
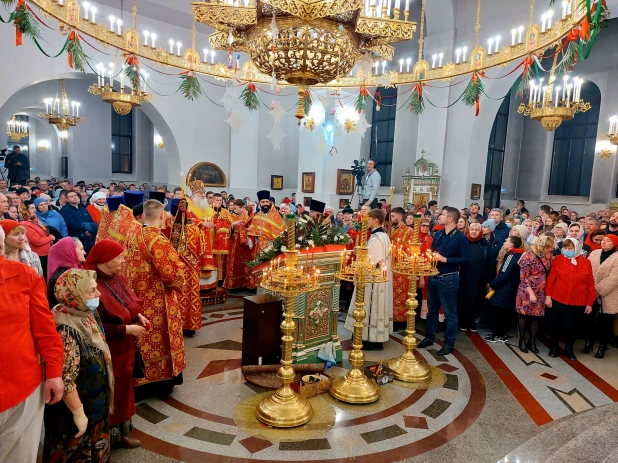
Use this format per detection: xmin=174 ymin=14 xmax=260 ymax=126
xmin=588 ymin=234 xmax=618 ymax=358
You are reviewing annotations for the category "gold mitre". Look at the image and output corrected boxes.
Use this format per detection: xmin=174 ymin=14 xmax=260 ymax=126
xmin=189 ymin=179 xmax=205 ymax=194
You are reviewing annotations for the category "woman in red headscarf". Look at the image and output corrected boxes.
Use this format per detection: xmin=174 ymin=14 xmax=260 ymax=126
xmin=84 ymin=239 xmax=149 ymax=449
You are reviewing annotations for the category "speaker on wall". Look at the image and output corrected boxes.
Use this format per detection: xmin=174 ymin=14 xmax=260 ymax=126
xmin=61 ymin=156 xmax=68 ymax=178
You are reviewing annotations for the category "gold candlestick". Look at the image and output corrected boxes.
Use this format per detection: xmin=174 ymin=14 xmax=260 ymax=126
xmin=387 ymin=214 xmax=437 ymax=382
xmin=256 ymin=215 xmax=319 ymax=427
xmin=330 ymin=215 xmax=386 ymax=404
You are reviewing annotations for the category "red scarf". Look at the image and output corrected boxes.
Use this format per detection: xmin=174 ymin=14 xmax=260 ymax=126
xmin=466 ymin=231 xmax=482 ymax=243
xmin=509 ymin=248 xmax=525 ymax=255
xmin=584 ymin=229 xmax=602 ymax=252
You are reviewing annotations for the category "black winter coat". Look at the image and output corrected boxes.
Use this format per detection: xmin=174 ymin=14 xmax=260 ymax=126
xmin=459 ymin=238 xmax=492 ymax=298
xmin=488 ymin=250 xmax=523 ymax=309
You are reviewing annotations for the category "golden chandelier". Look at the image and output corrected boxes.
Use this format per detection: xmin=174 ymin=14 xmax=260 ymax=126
xmin=7 ymin=115 xmax=29 ymax=143
xmin=39 ymin=79 xmax=85 ymax=132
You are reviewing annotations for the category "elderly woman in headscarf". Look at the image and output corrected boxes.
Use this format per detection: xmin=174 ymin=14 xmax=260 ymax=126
xmin=0 ymin=220 xmax=45 ymax=279
xmin=84 ymin=240 xmax=149 ymax=449
xmin=516 ymin=235 xmax=555 ymax=354
xmin=495 ymin=224 xmax=530 ymax=272
xmin=43 ymin=269 xmax=114 ymax=463
xmin=87 ymin=192 xmax=108 ymax=224
xmin=545 ymin=237 xmax=596 ymax=360
xmin=35 ymin=196 xmax=68 ymax=238
xmin=47 ymin=237 xmax=87 ymax=307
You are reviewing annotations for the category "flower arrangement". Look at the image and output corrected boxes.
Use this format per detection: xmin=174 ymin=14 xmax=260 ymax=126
xmin=246 ymin=215 xmax=351 ymax=268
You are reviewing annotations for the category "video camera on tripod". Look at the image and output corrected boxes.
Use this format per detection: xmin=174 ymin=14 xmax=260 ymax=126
xmin=351 ymin=159 xmax=366 ymax=190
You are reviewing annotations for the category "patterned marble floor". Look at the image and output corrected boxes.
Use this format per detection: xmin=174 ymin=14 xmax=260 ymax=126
xmin=113 ymin=297 xmax=618 ymax=463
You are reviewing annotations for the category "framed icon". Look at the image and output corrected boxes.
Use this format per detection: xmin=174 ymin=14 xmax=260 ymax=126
xmin=186 ymin=162 xmax=227 ymax=187
xmin=302 ymin=172 xmax=315 ymax=193
xmin=303 ymin=196 xmax=312 ymax=207
xmin=470 ymin=183 xmax=482 ymax=200
xmin=339 ymin=198 xmax=350 ymax=209
xmin=271 ymin=175 xmax=283 ymax=190
xmin=336 ymin=169 xmax=354 ymax=195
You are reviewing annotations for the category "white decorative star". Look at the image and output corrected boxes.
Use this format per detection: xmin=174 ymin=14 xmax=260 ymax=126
xmin=267 ymin=124 xmax=287 ymax=150
xmin=270 ymin=101 xmax=286 ymax=124
xmin=377 ymin=72 xmax=394 ymax=88
xmin=355 ymin=113 xmax=371 ymax=137
xmin=225 ymin=110 xmax=245 ymax=132
xmin=220 ymin=84 xmax=237 ymax=115
xmin=358 ymin=58 xmax=373 ymax=77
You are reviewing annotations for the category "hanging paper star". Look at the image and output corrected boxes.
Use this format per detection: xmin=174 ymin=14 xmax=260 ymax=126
xmin=355 ymin=113 xmax=371 ymax=137
xmin=270 ymin=101 xmax=286 ymax=124
xmin=377 ymin=72 xmax=394 ymax=88
xmin=358 ymin=58 xmax=373 ymax=77
xmin=267 ymin=124 xmax=286 ymax=151
xmin=225 ymin=110 xmax=245 ymax=132
xmin=220 ymin=84 xmax=237 ymax=115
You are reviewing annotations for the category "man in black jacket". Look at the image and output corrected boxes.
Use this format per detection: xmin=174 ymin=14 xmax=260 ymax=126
xmin=5 ymin=146 xmax=30 ymax=186
xmin=485 ymin=236 xmax=525 ymax=345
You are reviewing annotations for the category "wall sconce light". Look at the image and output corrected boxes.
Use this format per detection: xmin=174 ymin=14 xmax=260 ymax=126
xmin=597 ymin=140 xmax=615 ymax=160
xmin=37 ymin=140 xmax=50 ymax=152
xmin=154 ymin=135 xmax=164 ymax=149
xmin=59 ymin=131 xmax=68 ymax=142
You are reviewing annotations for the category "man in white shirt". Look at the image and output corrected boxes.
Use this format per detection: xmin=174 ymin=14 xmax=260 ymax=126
xmin=362 ymin=159 xmax=381 ymax=210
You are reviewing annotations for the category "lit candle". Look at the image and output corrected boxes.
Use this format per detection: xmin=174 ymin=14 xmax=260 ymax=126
xmin=210 ymin=50 xmax=215 ymax=64
xmin=75 ymin=102 xmax=80 ymax=118
xmin=374 ymin=61 xmax=379 ymax=75
xmin=494 ymin=35 xmax=501 ymax=53
xmin=203 ymin=48 xmax=209 ymax=62
xmin=456 ymin=48 xmax=461 ymax=63
xmin=177 ymin=42 xmax=182 ymax=56
xmin=511 ymin=29 xmax=516 ymax=46
xmin=438 ymin=52 xmax=444 ymax=67
xmin=541 ymin=13 xmax=547 ymax=32
xmin=431 ymin=54 xmax=437 ymax=69
xmin=404 ymin=0 xmax=409 ymax=14
xmin=305 ymin=247 xmax=309 ymax=266
xmin=144 ymin=30 xmax=149 ymax=46
xmin=563 ymin=75 xmax=568 ymax=100
xmin=542 ymin=86 xmax=547 ymax=106
xmin=381 ymin=61 xmax=386 ymax=74
xmin=462 ymin=46 xmax=468 ymax=61
xmin=109 ymin=16 xmax=115 ymax=32
xmin=109 ymin=69 xmax=113 ymax=87
xmin=547 ymin=10 xmax=554 ymax=29
xmin=311 ymin=244 xmax=315 ymax=266
xmin=567 ymin=0 xmax=573 ymax=15
xmin=555 ymin=86 xmax=561 ymax=107
xmin=566 ymin=83 xmax=572 ymax=104
xmin=394 ymin=0 xmax=400 ymax=13
xmin=399 ymin=58 xmax=403 ymax=72
xmin=117 ymin=19 xmax=122 ymax=35
xmin=386 ymin=0 xmax=391 ymax=17
xmin=90 ymin=6 xmax=96 ymax=23
xmin=487 ymin=37 xmax=493 ymax=55
xmin=406 ymin=57 xmax=411 ymax=72
xmin=83 ymin=2 xmax=89 ymax=20
xmin=538 ymin=78 xmax=544 ymax=103
xmin=529 ymin=82 xmax=535 ymax=104
xmin=151 ymin=33 xmax=157 ymax=48
xmin=518 ymin=26 xmax=524 ymax=43
xmin=169 ymin=39 xmax=174 ymax=53
xmin=562 ymin=0 xmax=568 ymax=18
xmin=120 ymin=65 xmax=125 ymax=92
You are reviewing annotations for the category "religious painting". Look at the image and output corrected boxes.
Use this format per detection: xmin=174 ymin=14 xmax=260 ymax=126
xmin=470 ymin=45 xmax=485 ymax=71
xmin=413 ymin=193 xmax=429 ymax=208
xmin=302 ymin=172 xmax=315 ymax=193
xmin=336 ymin=169 xmax=354 ymax=195
xmin=339 ymin=198 xmax=350 ymax=209
xmin=184 ymin=48 xmax=200 ymax=70
xmin=303 ymin=197 xmax=312 ymax=207
xmin=66 ymin=0 xmax=80 ymax=26
xmin=413 ymin=59 xmax=429 ymax=81
xmin=526 ymin=25 xmax=540 ymax=52
xmin=125 ymin=29 xmax=139 ymax=53
xmin=187 ymin=162 xmax=227 ymax=187
xmin=470 ymin=183 xmax=482 ymax=200
xmin=271 ymin=175 xmax=283 ymax=190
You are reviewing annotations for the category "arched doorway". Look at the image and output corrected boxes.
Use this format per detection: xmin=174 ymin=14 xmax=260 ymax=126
xmin=484 ymin=96 xmax=511 ymax=208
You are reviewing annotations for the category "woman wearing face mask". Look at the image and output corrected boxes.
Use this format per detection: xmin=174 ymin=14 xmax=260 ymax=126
xmin=516 ymin=235 xmax=555 ymax=353
xmin=0 ymin=221 xmax=45 ymax=278
xmin=43 ymin=269 xmax=113 ymax=462
xmin=585 ymin=235 xmax=618 ymax=358
xmin=47 ymin=237 xmax=87 ymax=307
xmin=84 ymin=240 xmax=149 ymax=449
xmin=545 ymin=238 xmax=596 ymax=360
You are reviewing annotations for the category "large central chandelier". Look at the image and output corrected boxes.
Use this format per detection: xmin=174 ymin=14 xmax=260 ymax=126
xmin=194 ymin=0 xmax=415 ymax=117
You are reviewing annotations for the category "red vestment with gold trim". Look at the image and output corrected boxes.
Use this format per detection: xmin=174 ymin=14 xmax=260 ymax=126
xmin=245 ymin=207 xmax=286 ymax=288
xmin=389 ymin=224 xmax=414 ymax=322
xmin=223 ymin=210 xmax=251 ymax=289
xmin=125 ymin=226 xmax=187 ymax=385
xmin=212 ymin=207 xmax=232 ymax=277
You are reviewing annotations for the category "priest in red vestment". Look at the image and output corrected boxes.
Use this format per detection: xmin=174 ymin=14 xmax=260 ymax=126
xmin=185 ymin=180 xmax=217 ymax=289
xmin=389 ymin=207 xmax=414 ymax=323
xmin=124 ymin=200 xmax=187 ymax=389
xmin=223 ymin=199 xmax=252 ymax=289
xmin=164 ymin=198 xmax=207 ymax=336
xmin=212 ymin=193 xmax=232 ymax=282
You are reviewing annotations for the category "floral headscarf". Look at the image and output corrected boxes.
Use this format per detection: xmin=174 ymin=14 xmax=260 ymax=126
xmin=52 ymin=269 xmax=114 ymax=413
xmin=531 ymin=235 xmax=554 ymax=257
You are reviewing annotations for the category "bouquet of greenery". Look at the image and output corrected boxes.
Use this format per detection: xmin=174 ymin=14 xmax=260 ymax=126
xmin=245 ymin=215 xmax=351 ymax=269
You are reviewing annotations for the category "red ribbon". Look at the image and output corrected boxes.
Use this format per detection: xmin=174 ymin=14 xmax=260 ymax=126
xmin=472 ymin=73 xmax=480 ymax=116
xmin=68 ymin=31 xmax=77 ymax=69
xmin=248 ymin=83 xmax=256 ymax=93
xmin=15 ymin=0 xmax=25 ymax=47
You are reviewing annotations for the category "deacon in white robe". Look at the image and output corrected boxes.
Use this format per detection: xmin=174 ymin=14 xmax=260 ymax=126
xmin=344 ymin=211 xmax=393 ymax=346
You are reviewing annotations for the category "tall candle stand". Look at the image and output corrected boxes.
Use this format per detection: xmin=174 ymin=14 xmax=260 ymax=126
xmin=330 ymin=215 xmax=388 ymax=404
xmin=257 ymin=214 xmax=320 ymax=428
xmin=387 ymin=214 xmax=438 ymax=382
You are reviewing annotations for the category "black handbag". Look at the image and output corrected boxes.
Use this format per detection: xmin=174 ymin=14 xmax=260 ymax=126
xmin=133 ymin=339 xmax=146 ymax=379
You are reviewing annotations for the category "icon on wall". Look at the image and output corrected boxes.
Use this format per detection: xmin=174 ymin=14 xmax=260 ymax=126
xmin=336 ymin=169 xmax=354 ymax=195
xmin=271 ymin=175 xmax=283 ymax=190
xmin=470 ymin=183 xmax=482 ymax=200
xmin=302 ymin=172 xmax=315 ymax=193
xmin=186 ymin=162 xmax=227 ymax=187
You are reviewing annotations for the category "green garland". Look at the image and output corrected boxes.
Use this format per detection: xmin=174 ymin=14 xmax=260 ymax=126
xmin=240 ymin=83 xmax=260 ymax=111
xmin=557 ymin=39 xmax=580 ymax=75
xmin=178 ymin=72 xmax=202 ymax=100
xmin=514 ymin=58 xmax=534 ymax=99
xmin=303 ymin=90 xmax=312 ymax=118
xmin=355 ymin=87 xmax=369 ymax=113
xmin=409 ymin=83 xmax=424 ymax=115
xmin=462 ymin=73 xmax=483 ymax=107
xmin=66 ymin=32 xmax=88 ymax=73
xmin=124 ymin=61 xmax=140 ymax=92
xmin=14 ymin=2 xmax=40 ymax=42
xmin=1 ymin=0 xmax=15 ymax=6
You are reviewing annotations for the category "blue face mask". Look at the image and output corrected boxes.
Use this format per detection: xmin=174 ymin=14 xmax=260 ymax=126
xmin=562 ymin=249 xmax=575 ymax=259
xmin=86 ymin=297 xmax=100 ymax=310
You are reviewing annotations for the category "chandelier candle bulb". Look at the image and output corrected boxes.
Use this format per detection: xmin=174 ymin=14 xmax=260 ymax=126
xmin=494 ymin=36 xmax=501 ymax=53
xmin=555 ymin=86 xmax=560 ymax=107
xmin=518 ymin=26 xmax=524 ymax=43
xmin=374 ymin=61 xmax=379 ymax=75
xmin=404 ymin=0 xmax=409 ymax=16
xmin=542 ymin=86 xmax=547 ymax=106
xmin=563 ymin=75 xmax=568 ymax=99
xmin=120 ymin=66 xmax=125 ymax=92
xmin=399 ymin=58 xmax=403 ymax=72
xmin=462 ymin=46 xmax=468 ymax=62
xmin=177 ymin=42 xmax=182 ymax=56
xmin=438 ymin=52 xmax=443 ymax=67
xmin=203 ymin=48 xmax=209 ymax=62
xmin=169 ymin=39 xmax=174 ymax=54
xmin=568 ymin=0 xmax=573 ymax=15
xmin=547 ymin=10 xmax=554 ymax=29
xmin=75 ymin=102 xmax=80 ymax=118
xmin=144 ymin=31 xmax=149 ymax=46
xmin=456 ymin=48 xmax=461 ymax=64
xmin=83 ymin=2 xmax=89 ymax=20
xmin=386 ymin=0 xmax=391 ymax=17
xmin=109 ymin=16 xmax=115 ymax=32
xmin=529 ymin=82 xmax=535 ymax=104
xmin=431 ymin=54 xmax=437 ymax=69
xmin=381 ymin=61 xmax=386 ymax=74
xmin=91 ymin=6 xmax=96 ymax=23
xmin=566 ymin=84 xmax=572 ymax=105
xmin=117 ymin=19 xmax=122 ymax=35
xmin=210 ymin=50 xmax=215 ymax=64
xmin=487 ymin=37 xmax=493 ymax=55
xmin=151 ymin=33 xmax=156 ymax=48
xmin=406 ymin=57 xmax=412 ymax=72
xmin=541 ymin=13 xmax=547 ymax=32
xmin=511 ymin=29 xmax=516 ymax=46
xmin=562 ymin=0 xmax=568 ymax=18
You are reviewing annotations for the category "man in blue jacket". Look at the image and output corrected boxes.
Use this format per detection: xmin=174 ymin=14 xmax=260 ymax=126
xmin=417 ymin=207 xmax=471 ymax=355
xmin=490 ymin=208 xmax=510 ymax=246
xmin=60 ymin=190 xmax=98 ymax=252
xmin=484 ymin=236 xmax=525 ymax=345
